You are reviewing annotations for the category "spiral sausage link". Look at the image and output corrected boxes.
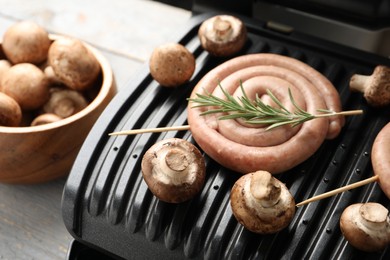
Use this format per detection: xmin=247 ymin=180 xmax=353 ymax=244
xmin=187 ymin=53 xmax=344 ymax=174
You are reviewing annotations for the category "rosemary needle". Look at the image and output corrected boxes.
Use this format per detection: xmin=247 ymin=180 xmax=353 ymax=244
xmin=188 ymin=84 xmax=363 ymax=130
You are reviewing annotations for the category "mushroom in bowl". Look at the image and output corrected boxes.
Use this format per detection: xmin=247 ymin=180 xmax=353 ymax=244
xmin=0 ymin=23 xmax=116 ymax=184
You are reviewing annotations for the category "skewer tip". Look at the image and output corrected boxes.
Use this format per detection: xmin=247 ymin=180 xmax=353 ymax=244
xmin=294 ymin=175 xmax=379 ymax=207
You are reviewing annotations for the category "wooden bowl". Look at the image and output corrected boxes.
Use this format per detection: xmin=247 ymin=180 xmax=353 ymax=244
xmin=0 ymin=35 xmax=116 ymax=184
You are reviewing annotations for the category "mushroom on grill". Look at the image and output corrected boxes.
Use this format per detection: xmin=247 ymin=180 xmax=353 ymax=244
xmin=349 ymin=65 xmax=390 ymax=107
xmin=141 ymin=138 xmax=206 ymax=203
xmin=340 ymin=202 xmax=390 ymax=252
xmin=198 ymin=15 xmax=247 ymax=57
xmin=230 ymin=170 xmax=295 ymax=234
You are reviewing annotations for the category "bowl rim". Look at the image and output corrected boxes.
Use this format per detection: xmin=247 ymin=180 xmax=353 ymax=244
xmin=0 ymin=34 xmax=114 ymax=133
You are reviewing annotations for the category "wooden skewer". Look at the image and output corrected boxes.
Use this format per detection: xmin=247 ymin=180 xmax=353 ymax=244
xmin=109 ymin=115 xmax=376 ymax=207
xmin=296 ymin=175 xmax=379 ymax=207
xmin=108 ymin=109 xmax=362 ymax=136
xmin=108 ymin=125 xmax=190 ymax=136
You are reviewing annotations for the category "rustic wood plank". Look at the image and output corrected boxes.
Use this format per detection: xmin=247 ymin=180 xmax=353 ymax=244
xmin=0 ymin=178 xmax=70 ymax=260
xmin=0 ymin=0 xmax=191 ymax=64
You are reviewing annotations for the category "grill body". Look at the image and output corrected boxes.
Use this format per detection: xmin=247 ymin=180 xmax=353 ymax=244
xmin=62 ymin=12 xmax=390 ymax=260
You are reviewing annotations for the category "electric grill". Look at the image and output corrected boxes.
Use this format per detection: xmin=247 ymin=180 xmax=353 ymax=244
xmin=62 ymin=1 xmax=390 ymax=259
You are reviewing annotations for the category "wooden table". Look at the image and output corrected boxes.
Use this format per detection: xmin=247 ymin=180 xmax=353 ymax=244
xmin=0 ymin=1 xmax=191 ymax=259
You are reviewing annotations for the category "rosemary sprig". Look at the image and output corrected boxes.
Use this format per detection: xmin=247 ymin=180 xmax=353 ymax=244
xmin=188 ymin=83 xmax=363 ymax=130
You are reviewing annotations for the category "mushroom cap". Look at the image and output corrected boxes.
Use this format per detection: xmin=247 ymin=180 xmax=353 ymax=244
xmin=141 ymin=138 xmax=206 ymax=203
xmin=48 ymin=37 xmax=101 ymax=91
xmin=198 ymin=15 xmax=247 ymax=57
xmin=2 ymin=20 xmax=51 ymax=65
xmin=363 ymin=66 xmax=390 ymax=107
xmin=230 ymin=170 xmax=295 ymax=234
xmin=0 ymin=59 xmax=12 ymax=82
xmin=0 ymin=92 xmax=22 ymax=126
xmin=31 ymin=113 xmax=62 ymax=126
xmin=149 ymin=43 xmax=195 ymax=87
xmin=1 ymin=63 xmax=50 ymax=110
xmin=340 ymin=202 xmax=390 ymax=252
xmin=43 ymin=88 xmax=88 ymax=118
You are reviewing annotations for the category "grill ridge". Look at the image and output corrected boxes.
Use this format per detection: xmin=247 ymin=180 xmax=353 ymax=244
xmin=63 ymin=13 xmax=390 ymax=260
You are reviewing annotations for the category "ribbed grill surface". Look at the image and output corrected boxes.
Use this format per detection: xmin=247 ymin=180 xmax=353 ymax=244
xmin=62 ymin=13 xmax=390 ymax=260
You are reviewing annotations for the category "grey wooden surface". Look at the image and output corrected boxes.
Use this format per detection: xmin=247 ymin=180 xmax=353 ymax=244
xmin=0 ymin=1 xmax=191 ymax=259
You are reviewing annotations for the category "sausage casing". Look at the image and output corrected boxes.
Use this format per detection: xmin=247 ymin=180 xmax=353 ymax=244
xmin=188 ymin=53 xmax=344 ymax=174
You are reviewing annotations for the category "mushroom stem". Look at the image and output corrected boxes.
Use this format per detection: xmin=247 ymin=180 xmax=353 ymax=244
xmin=213 ymin=17 xmax=233 ymax=40
xmin=55 ymin=98 xmax=77 ymax=117
xmin=349 ymin=74 xmax=370 ymax=93
xmin=359 ymin=203 xmax=389 ymax=231
xmin=44 ymin=88 xmax=88 ymax=118
xmin=160 ymin=147 xmax=189 ymax=178
xmin=250 ymin=171 xmax=281 ymax=208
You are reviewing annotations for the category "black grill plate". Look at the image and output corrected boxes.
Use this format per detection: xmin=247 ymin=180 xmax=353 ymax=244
xmin=62 ymin=13 xmax=390 ymax=260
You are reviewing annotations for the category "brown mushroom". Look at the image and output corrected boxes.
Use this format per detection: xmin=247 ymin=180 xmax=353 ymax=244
xmin=40 ymin=63 xmax=63 ymax=86
xmin=230 ymin=170 xmax=295 ymax=234
xmin=141 ymin=138 xmax=206 ymax=203
xmin=349 ymin=65 xmax=390 ymax=107
xmin=0 ymin=59 xmax=11 ymax=82
xmin=149 ymin=43 xmax=195 ymax=87
xmin=48 ymin=37 xmax=101 ymax=91
xmin=31 ymin=113 xmax=62 ymax=126
xmin=43 ymin=88 xmax=88 ymax=118
xmin=0 ymin=92 xmax=22 ymax=127
xmin=198 ymin=15 xmax=247 ymax=57
xmin=340 ymin=202 xmax=390 ymax=252
xmin=1 ymin=63 xmax=50 ymax=110
xmin=2 ymin=20 xmax=51 ymax=65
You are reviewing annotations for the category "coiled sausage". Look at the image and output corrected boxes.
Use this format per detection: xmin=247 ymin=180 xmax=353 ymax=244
xmin=187 ymin=53 xmax=344 ymax=174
